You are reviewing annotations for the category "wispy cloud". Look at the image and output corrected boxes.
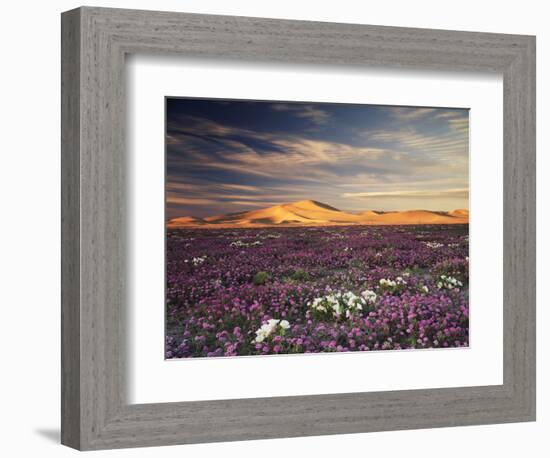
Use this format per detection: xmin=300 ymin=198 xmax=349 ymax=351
xmin=342 ymin=188 xmax=469 ymax=199
xmin=168 ymin=121 xmax=392 ymax=180
xmin=165 ymin=99 xmax=469 ymax=218
xmin=434 ymin=110 xmax=465 ymax=119
xmin=226 ymin=200 xmax=281 ymax=207
xmin=270 ymin=103 xmax=330 ymax=125
xmin=218 ymin=184 xmax=261 ymax=192
xmin=166 ymin=196 xmax=220 ymax=206
xmin=365 ymin=128 xmax=467 ymax=154
xmin=448 ymin=117 xmax=469 ymax=134
xmin=388 ymin=107 xmax=438 ymax=121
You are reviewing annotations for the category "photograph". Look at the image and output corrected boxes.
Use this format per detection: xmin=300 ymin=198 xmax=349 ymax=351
xmin=164 ymin=98 xmax=470 ymax=358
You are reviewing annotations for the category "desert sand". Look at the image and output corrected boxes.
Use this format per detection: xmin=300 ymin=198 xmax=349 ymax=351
xmin=167 ymin=200 xmax=469 ymax=228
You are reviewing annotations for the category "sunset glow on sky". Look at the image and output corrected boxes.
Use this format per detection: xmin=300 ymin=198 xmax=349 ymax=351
xmin=166 ymin=98 xmax=469 ymax=220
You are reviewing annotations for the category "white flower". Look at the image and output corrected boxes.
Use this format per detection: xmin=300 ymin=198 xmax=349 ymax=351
xmin=361 ymin=289 xmax=377 ymax=304
xmin=190 ymin=255 xmax=207 ymax=266
xmin=230 ymin=240 xmax=263 ymax=248
xmin=308 ymin=290 xmax=370 ymax=319
xmin=436 ymin=275 xmax=463 ymax=290
xmin=253 ymin=319 xmax=289 ymax=343
xmin=254 ymin=321 xmax=276 ymax=343
xmin=421 ymin=285 xmax=429 ymax=293
xmin=424 ymin=241 xmax=444 ymax=249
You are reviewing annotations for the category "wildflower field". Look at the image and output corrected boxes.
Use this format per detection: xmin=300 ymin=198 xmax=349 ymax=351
xmin=165 ymin=224 xmax=469 ymax=358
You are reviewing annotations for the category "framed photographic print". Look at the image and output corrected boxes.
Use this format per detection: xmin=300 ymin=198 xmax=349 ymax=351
xmin=164 ymin=98 xmax=471 ymax=359
xmin=61 ymin=6 xmax=536 ymax=450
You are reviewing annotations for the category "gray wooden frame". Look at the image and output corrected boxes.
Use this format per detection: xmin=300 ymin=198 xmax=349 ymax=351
xmin=61 ymin=6 xmax=536 ymax=451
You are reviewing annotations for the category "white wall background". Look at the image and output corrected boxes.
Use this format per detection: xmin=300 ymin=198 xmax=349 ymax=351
xmin=0 ymin=1 xmax=546 ymax=456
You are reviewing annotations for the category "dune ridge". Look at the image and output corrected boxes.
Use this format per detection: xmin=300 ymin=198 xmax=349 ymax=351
xmin=167 ymin=200 xmax=469 ymax=228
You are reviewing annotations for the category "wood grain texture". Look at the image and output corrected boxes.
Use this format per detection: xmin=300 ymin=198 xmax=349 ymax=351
xmin=60 ymin=7 xmax=81 ymax=449
xmin=61 ymin=6 xmax=536 ymax=450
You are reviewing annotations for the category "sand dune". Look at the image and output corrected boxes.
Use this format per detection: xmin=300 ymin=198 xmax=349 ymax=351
xmin=449 ymin=209 xmax=469 ymax=217
xmin=168 ymin=216 xmax=205 ymax=225
xmin=167 ymin=200 xmax=469 ymax=228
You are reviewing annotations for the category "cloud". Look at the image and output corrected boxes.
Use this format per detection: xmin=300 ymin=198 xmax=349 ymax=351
xmin=226 ymin=200 xmax=281 ymax=207
xmin=336 ymin=176 xmax=468 ymax=189
xmin=268 ymin=138 xmax=386 ymax=165
xmin=167 ymin=114 xmax=265 ymax=143
xmin=165 ymin=101 xmax=470 ymax=217
xmin=168 ymin=120 xmax=392 ymax=181
xmin=166 ymin=182 xmax=204 ymax=192
xmin=363 ymin=124 xmax=469 ymax=159
xmin=434 ymin=110 xmax=466 ymax=119
xmin=218 ymin=184 xmax=261 ymax=192
xmin=342 ymin=188 xmax=469 ymax=199
xmin=165 ymin=179 xmax=307 ymax=205
xmin=388 ymin=107 xmax=438 ymax=121
xmin=448 ymin=117 xmax=469 ymax=134
xmin=270 ymin=103 xmax=330 ymax=124
xmin=168 ymin=123 xmax=467 ymax=197
xmin=166 ymin=196 xmax=220 ymax=205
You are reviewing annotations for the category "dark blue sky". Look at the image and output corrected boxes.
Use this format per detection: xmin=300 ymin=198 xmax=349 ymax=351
xmin=166 ymin=98 xmax=469 ymax=219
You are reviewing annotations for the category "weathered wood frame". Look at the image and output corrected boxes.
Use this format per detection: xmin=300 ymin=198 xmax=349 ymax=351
xmin=61 ymin=6 xmax=536 ymax=450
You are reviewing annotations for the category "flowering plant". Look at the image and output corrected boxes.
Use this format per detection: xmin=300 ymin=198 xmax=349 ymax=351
xmin=165 ymin=224 xmax=469 ymax=358
xmin=308 ymin=289 xmax=377 ymax=320
xmin=378 ymin=276 xmax=408 ymax=295
xmin=436 ymin=274 xmax=463 ymax=290
xmin=254 ymin=319 xmax=290 ymax=343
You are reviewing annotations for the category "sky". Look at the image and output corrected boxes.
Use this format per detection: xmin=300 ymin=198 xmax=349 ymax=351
xmin=166 ymin=98 xmax=469 ymax=220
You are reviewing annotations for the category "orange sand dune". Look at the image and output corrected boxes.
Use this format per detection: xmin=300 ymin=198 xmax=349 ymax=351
xmin=168 ymin=216 xmax=204 ymax=225
xmin=449 ymin=209 xmax=469 ymax=217
xmin=167 ymin=200 xmax=469 ymax=228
